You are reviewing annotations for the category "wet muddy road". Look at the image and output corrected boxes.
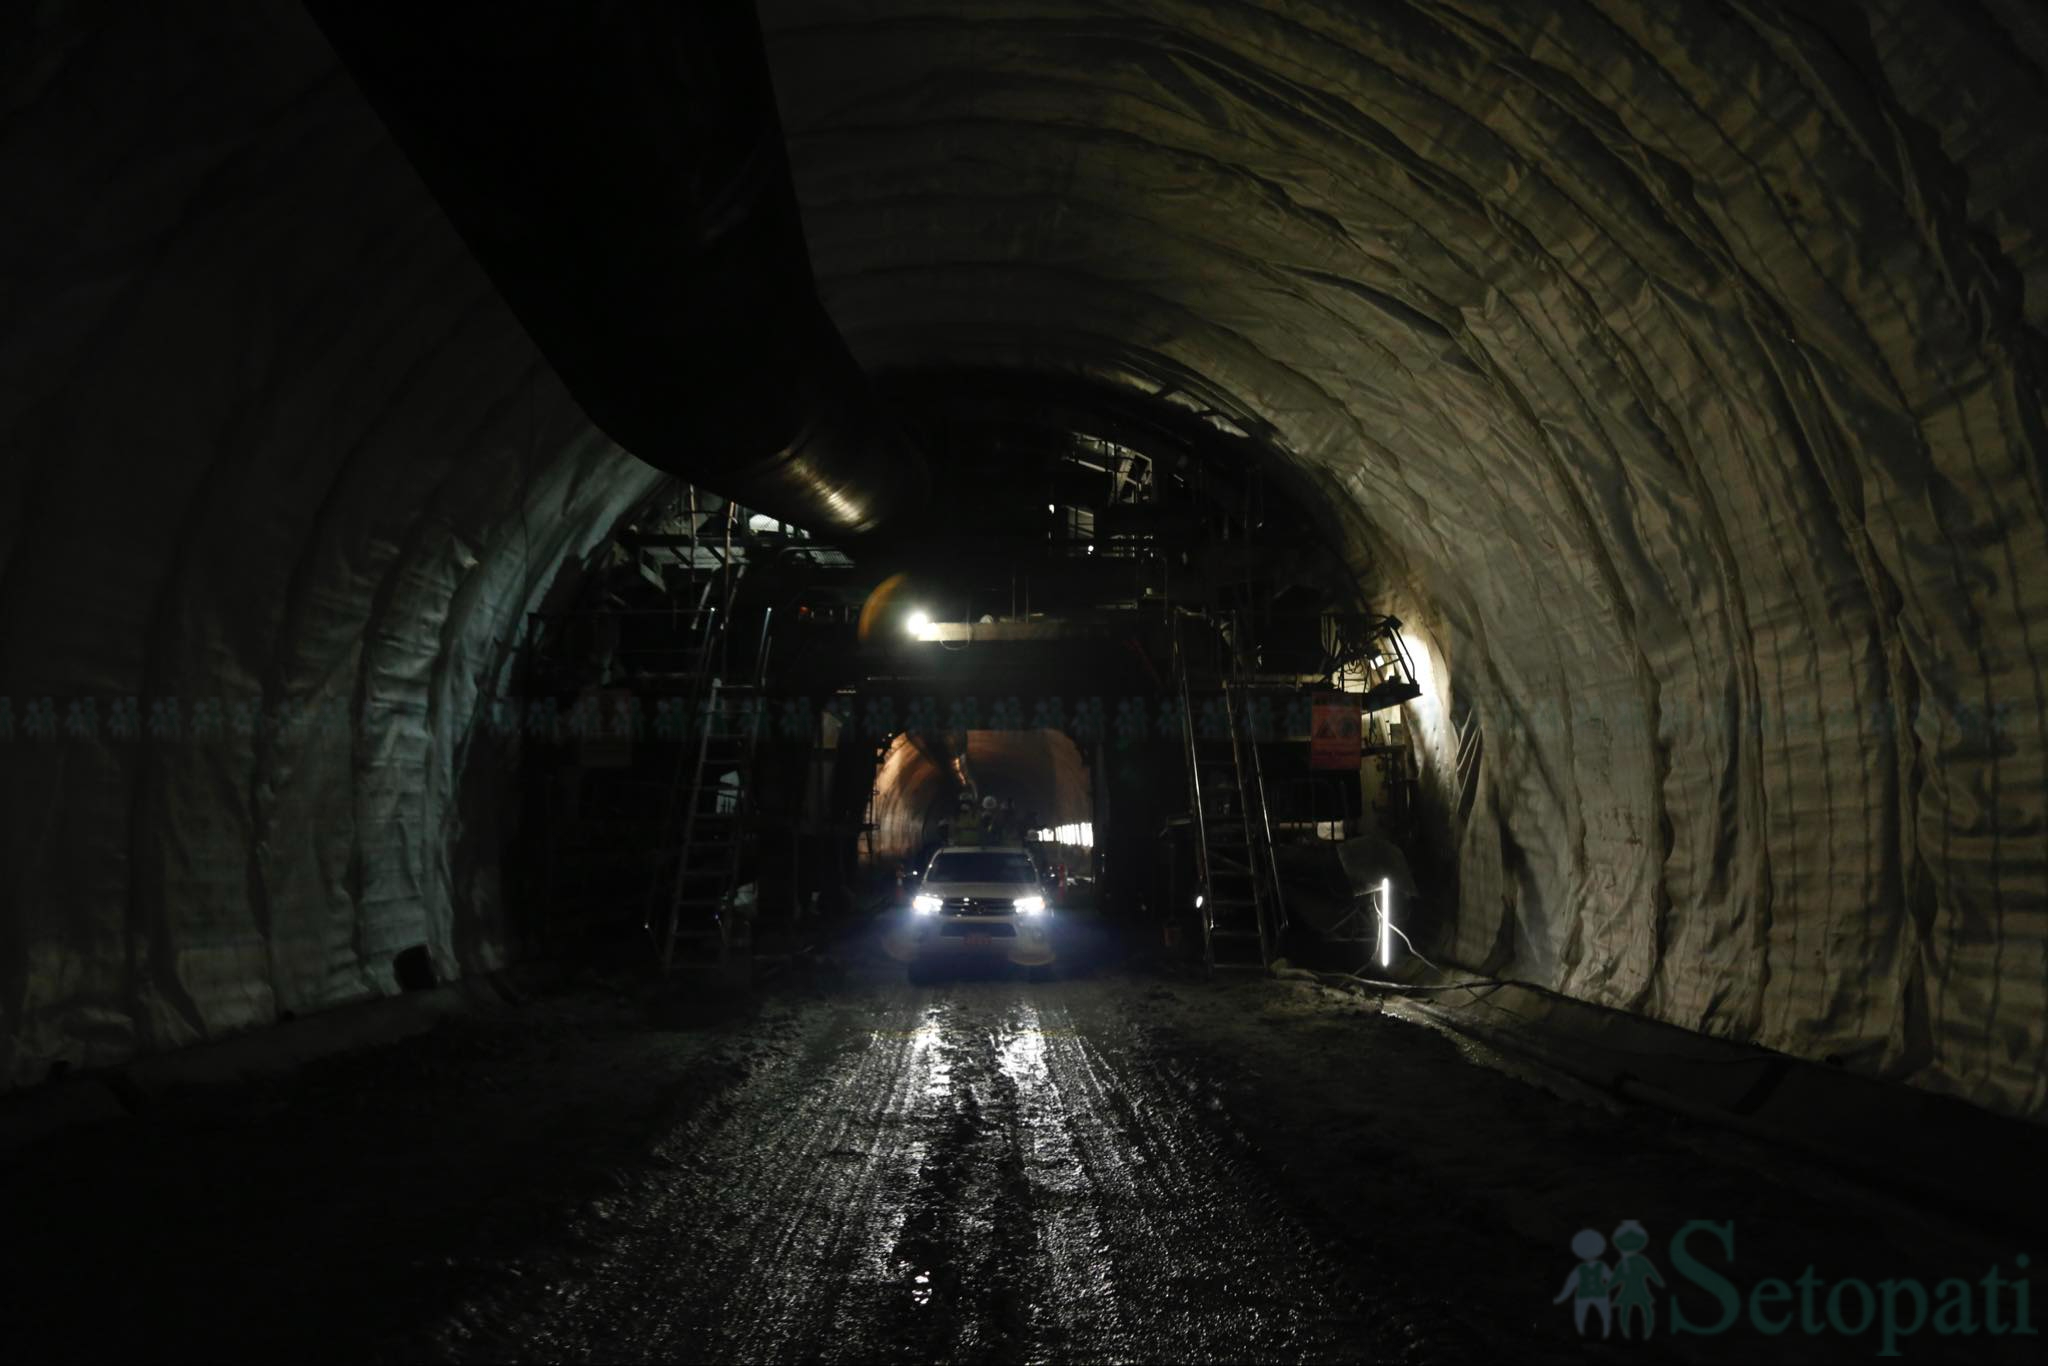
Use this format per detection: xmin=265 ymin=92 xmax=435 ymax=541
xmin=10 ymin=959 xmax=2036 ymax=1364
xmin=425 ymin=978 xmax=1392 ymax=1364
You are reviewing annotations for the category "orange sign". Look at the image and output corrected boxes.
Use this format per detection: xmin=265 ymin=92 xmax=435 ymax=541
xmin=1310 ymin=692 xmax=1361 ymax=769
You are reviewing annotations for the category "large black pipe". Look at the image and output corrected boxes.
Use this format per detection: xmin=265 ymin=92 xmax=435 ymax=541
xmin=304 ymin=1 xmax=926 ymax=536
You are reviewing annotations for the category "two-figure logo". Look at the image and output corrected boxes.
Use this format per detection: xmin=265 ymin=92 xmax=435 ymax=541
xmin=1555 ymin=1220 xmax=1667 ymax=1338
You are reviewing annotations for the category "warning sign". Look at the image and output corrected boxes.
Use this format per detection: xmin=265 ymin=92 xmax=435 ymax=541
xmin=1310 ymin=691 xmax=1361 ymax=770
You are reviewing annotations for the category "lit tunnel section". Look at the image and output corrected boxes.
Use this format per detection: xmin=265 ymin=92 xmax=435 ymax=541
xmin=865 ymin=729 xmax=1095 ymax=873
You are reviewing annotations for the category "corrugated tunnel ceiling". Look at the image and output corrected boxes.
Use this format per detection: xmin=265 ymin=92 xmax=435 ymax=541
xmin=2 ymin=2 xmax=2045 ymax=1122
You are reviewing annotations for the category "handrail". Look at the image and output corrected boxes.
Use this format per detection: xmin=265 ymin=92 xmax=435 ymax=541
xmin=661 ymin=674 xmax=723 ymax=973
xmin=1219 ymin=612 xmax=1271 ymax=965
xmin=1172 ymin=615 xmax=1214 ymax=968
xmin=1242 ymin=677 xmax=1288 ymax=942
xmin=685 ymin=484 xmax=705 ymax=636
xmin=739 ymin=606 xmax=782 ymax=955
xmin=711 ymin=503 xmax=737 ymax=679
xmin=751 ymin=605 xmax=775 ymax=690
xmin=646 ymin=546 xmax=746 ymax=966
xmin=643 ymin=621 xmax=713 ymax=951
xmin=531 ymin=607 xmax=724 ymax=619
xmin=1383 ymin=617 xmax=1420 ymax=690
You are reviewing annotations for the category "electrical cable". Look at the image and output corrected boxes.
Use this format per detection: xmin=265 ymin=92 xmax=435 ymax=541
xmin=1318 ymin=912 xmax=1781 ymax=1067
xmin=1327 ymin=975 xmax=1511 ymax=993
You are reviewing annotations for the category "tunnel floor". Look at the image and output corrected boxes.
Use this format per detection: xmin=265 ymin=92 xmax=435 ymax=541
xmin=3 ymin=940 xmax=2038 ymax=1364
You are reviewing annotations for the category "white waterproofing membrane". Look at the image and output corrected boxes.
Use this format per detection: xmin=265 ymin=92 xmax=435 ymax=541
xmin=0 ymin=6 xmax=662 ymax=1084
xmin=4 ymin=1 xmax=2047 ymax=1121
xmin=761 ymin=0 xmax=2048 ymax=1119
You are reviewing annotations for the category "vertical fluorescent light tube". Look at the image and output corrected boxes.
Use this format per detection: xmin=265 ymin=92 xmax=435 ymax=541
xmin=1379 ymin=877 xmax=1393 ymax=968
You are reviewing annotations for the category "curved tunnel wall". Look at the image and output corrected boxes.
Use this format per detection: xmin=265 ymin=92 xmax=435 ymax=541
xmin=868 ymin=734 xmax=956 ymax=868
xmin=0 ymin=5 xmax=661 ymax=1084
xmin=3 ymin=2 xmax=2046 ymax=1121
xmin=756 ymin=0 xmax=2048 ymax=1116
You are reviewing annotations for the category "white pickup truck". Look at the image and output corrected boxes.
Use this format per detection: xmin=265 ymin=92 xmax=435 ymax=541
xmin=907 ymin=844 xmax=1056 ymax=981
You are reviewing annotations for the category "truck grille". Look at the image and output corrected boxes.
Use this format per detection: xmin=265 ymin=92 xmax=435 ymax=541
xmin=940 ymin=897 xmax=1015 ymax=915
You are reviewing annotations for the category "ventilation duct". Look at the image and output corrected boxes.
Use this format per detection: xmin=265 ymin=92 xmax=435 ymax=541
xmin=305 ymin=0 xmax=926 ymax=536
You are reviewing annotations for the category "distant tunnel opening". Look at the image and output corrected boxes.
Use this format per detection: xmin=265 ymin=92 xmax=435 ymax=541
xmin=864 ymin=727 xmax=1096 ymax=876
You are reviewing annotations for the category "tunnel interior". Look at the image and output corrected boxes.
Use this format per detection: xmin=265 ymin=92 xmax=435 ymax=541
xmin=494 ymin=351 xmax=1387 ymax=971
xmin=5 ymin=0 xmax=2044 ymax=1116
xmin=864 ymin=728 xmax=1095 ymax=874
xmin=5 ymin=2 xmax=2048 ymax=1356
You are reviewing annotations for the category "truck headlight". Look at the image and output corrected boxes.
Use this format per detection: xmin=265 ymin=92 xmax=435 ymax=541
xmin=913 ymin=894 xmax=941 ymax=915
xmin=1013 ymin=896 xmax=1045 ymax=915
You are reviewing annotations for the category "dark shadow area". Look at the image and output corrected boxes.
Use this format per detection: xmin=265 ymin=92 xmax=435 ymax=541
xmin=3 ymin=934 xmax=2041 ymax=1363
xmin=0 ymin=983 xmax=771 ymax=1364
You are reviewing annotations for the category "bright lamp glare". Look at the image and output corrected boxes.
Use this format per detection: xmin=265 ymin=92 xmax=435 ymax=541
xmin=906 ymin=611 xmax=930 ymax=637
xmin=1014 ymin=896 xmax=1045 ymax=915
xmin=1378 ymin=877 xmax=1393 ymax=967
xmin=913 ymin=894 xmax=940 ymax=915
xmin=1194 ymin=893 xmax=1205 ymax=909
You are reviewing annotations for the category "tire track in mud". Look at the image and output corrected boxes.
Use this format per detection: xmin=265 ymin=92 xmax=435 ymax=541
xmin=676 ymin=1004 xmax=934 ymax=1363
xmin=418 ymin=980 xmax=1393 ymax=1363
xmin=841 ymin=996 xmax=1050 ymax=1363
xmin=990 ymin=999 xmax=1134 ymax=1358
xmin=1124 ymin=1010 xmax=1493 ymax=1363
xmin=424 ymin=999 xmax=938 ymax=1362
xmin=1028 ymin=994 xmax=1374 ymax=1363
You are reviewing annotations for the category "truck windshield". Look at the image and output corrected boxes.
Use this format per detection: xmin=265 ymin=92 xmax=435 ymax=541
xmin=926 ymin=852 xmax=1037 ymax=884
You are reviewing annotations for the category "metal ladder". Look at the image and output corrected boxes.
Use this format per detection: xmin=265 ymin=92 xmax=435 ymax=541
xmin=654 ymin=605 xmax=772 ymax=973
xmin=1175 ymin=614 xmax=1287 ymax=969
xmin=538 ymin=597 xmax=726 ymax=950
